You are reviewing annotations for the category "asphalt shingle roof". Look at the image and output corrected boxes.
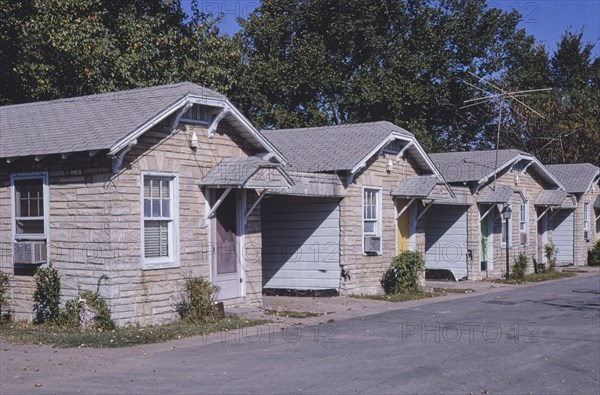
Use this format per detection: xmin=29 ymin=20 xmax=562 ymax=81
xmin=433 ymin=185 xmax=471 ymax=205
xmin=535 ymin=190 xmax=569 ymax=207
xmin=546 ymin=163 xmax=600 ymax=193
xmin=198 ymin=157 xmax=292 ymax=188
xmin=261 ymin=121 xmax=413 ymax=172
xmin=391 ymin=175 xmax=438 ymax=198
xmin=429 ymin=149 xmax=525 ymax=183
xmin=477 ymin=185 xmax=514 ymax=204
xmin=0 ymin=82 xmax=225 ymax=158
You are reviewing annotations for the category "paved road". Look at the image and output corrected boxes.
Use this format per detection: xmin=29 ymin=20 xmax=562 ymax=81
xmin=2 ymin=275 xmax=599 ymax=394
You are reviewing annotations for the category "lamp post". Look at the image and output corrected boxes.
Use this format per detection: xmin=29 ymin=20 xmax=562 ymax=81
xmin=502 ymin=205 xmax=512 ymax=280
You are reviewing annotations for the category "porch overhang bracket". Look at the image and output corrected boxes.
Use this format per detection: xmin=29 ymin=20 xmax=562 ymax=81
xmin=416 ymin=200 xmax=434 ymax=221
xmin=206 ymin=187 xmax=233 ymax=219
xmin=245 ymin=189 xmax=268 ymax=219
xmin=479 ymin=205 xmax=495 ymax=221
xmin=110 ymin=139 xmax=137 ymax=173
xmin=548 ymin=208 xmax=561 ymax=222
xmin=474 ymin=179 xmax=489 ymax=195
xmin=396 ymin=142 xmax=413 ymax=161
xmin=170 ymin=102 xmax=193 ymax=134
xmin=522 ymin=160 xmax=534 ymax=173
xmin=395 ymin=197 xmax=417 ymax=220
xmin=346 ymin=166 xmax=364 ymax=186
xmin=536 ymin=207 xmax=552 ymax=221
xmin=207 ymin=108 xmax=230 ymax=139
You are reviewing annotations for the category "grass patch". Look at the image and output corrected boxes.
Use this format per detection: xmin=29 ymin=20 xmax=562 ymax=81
xmin=483 ymin=271 xmax=577 ymax=284
xmin=263 ymin=309 xmax=322 ymax=318
xmin=354 ymin=288 xmax=475 ymax=302
xmin=0 ymin=315 xmax=269 ymax=348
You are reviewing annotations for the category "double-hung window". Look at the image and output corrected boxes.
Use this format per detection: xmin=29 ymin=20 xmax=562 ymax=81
xmin=12 ymin=173 xmax=48 ymax=240
xmin=501 ymin=204 xmax=512 ymax=247
xmin=142 ymin=174 xmax=178 ymax=268
xmin=519 ymin=201 xmax=528 ymax=245
xmin=363 ymin=188 xmax=382 ymax=254
xmin=583 ymin=202 xmax=590 ymax=240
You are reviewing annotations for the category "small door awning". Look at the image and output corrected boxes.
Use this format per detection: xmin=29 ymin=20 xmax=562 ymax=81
xmin=594 ymin=195 xmax=600 ymax=209
xmin=391 ymin=175 xmax=438 ymax=198
xmin=199 ymin=157 xmax=294 ymax=190
xmin=476 ymin=185 xmax=514 ymax=204
xmin=432 ymin=185 xmax=471 ymax=206
xmin=534 ymin=190 xmax=576 ymax=208
xmin=391 ymin=174 xmax=456 ymax=204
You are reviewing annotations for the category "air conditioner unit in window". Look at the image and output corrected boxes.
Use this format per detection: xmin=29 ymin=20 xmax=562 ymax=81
xmin=364 ymin=236 xmax=381 ymax=253
xmin=520 ymin=233 xmax=527 ymax=245
xmin=13 ymin=241 xmax=47 ymax=265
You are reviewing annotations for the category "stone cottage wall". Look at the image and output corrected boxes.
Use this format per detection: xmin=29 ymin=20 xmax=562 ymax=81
xmin=469 ymin=168 xmax=553 ymax=280
xmin=574 ymin=186 xmax=600 ymax=266
xmin=339 ymin=151 xmax=423 ymax=295
xmin=0 ymin=118 xmax=263 ymax=326
xmin=0 ymin=155 xmax=116 ymax=322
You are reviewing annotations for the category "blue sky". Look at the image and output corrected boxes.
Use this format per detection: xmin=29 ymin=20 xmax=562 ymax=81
xmin=184 ymin=1 xmax=600 ymax=56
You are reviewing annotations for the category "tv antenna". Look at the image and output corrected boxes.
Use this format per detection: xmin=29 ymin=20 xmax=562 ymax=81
xmin=461 ymin=71 xmax=551 ymax=190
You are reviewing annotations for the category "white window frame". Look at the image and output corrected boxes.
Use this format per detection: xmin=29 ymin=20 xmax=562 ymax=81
xmin=180 ymin=104 xmax=210 ymax=125
xmin=141 ymin=172 xmax=179 ymax=270
xmin=501 ymin=204 xmax=513 ymax=248
xmin=362 ymin=187 xmax=382 ymax=255
xmin=583 ymin=202 xmax=590 ymax=239
xmin=10 ymin=172 xmax=49 ymax=242
xmin=519 ymin=201 xmax=528 ymax=245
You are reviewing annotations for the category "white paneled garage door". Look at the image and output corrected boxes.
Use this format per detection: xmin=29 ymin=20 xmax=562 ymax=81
xmin=551 ymin=209 xmax=574 ymax=265
xmin=425 ymin=205 xmax=469 ymax=280
xmin=262 ymin=196 xmax=340 ymax=290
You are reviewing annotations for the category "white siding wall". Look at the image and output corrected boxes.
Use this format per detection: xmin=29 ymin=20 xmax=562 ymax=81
xmin=551 ymin=209 xmax=574 ymax=265
xmin=425 ymin=205 xmax=469 ymax=280
xmin=262 ymin=196 xmax=340 ymax=290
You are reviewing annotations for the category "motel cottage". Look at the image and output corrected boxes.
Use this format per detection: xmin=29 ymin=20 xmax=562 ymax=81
xmin=1 ymin=83 xmax=598 ymax=325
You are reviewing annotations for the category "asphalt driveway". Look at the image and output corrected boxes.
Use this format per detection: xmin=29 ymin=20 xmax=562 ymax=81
xmin=1 ymin=274 xmax=599 ymax=394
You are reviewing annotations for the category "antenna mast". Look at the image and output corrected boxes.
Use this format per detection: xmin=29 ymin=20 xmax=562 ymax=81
xmin=461 ymin=72 xmax=551 ymax=191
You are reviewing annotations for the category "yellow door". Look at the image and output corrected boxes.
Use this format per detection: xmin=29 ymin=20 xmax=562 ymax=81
xmin=396 ymin=199 xmax=410 ymax=253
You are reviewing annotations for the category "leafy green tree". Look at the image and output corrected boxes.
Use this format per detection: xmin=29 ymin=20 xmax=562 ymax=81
xmin=497 ymin=31 xmax=599 ymax=165
xmin=233 ymin=0 xmax=525 ymax=151
xmin=0 ymin=0 xmax=239 ymax=104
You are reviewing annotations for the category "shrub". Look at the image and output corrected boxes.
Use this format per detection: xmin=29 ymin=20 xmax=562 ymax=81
xmin=176 ymin=277 xmax=220 ymax=322
xmin=544 ymin=244 xmax=557 ymax=272
xmin=381 ymin=251 xmax=425 ymax=294
xmin=33 ymin=264 xmax=61 ymax=324
xmin=58 ymin=291 xmax=115 ymax=331
xmin=0 ymin=271 xmax=12 ymax=323
xmin=79 ymin=290 xmax=115 ymax=330
xmin=57 ymin=298 xmax=80 ymax=329
xmin=589 ymin=241 xmax=600 ymax=267
xmin=511 ymin=253 xmax=528 ymax=281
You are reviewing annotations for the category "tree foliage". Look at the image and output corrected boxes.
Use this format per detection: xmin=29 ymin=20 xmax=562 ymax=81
xmin=1 ymin=0 xmax=597 ymax=164
xmin=0 ymin=0 xmax=239 ymax=104
xmin=488 ymin=31 xmax=599 ymax=165
xmin=233 ymin=0 xmax=526 ymax=151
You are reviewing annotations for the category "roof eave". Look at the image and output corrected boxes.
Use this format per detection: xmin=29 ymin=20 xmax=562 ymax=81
xmin=477 ymin=153 xmax=567 ymax=191
xmin=583 ymin=170 xmax=600 ymax=193
xmin=108 ymin=95 xmax=288 ymax=165
xmin=349 ymin=132 xmax=446 ymax=180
